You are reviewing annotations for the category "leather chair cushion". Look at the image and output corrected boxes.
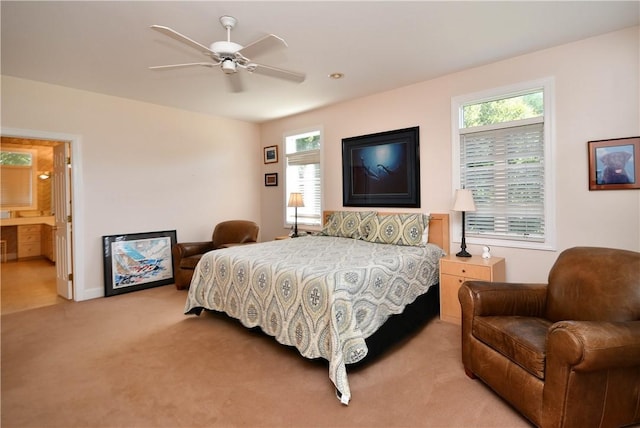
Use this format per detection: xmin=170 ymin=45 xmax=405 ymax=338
xmin=180 ymin=254 xmax=203 ymax=270
xmin=473 ymin=316 xmax=552 ymax=379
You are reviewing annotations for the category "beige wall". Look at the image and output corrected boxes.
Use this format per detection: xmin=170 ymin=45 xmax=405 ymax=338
xmin=259 ymin=27 xmax=640 ymax=283
xmin=1 ymin=76 xmax=261 ymax=300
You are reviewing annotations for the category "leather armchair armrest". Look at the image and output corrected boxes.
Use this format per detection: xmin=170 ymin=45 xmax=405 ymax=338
xmin=459 ymin=281 xmax=548 ymax=318
xmin=173 ymin=241 xmax=216 ymax=258
xmin=547 ymin=320 xmax=640 ymax=371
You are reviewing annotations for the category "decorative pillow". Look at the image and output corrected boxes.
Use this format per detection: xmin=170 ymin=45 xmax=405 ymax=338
xmin=364 ymin=213 xmax=430 ymax=246
xmin=322 ymin=211 xmax=376 ymax=239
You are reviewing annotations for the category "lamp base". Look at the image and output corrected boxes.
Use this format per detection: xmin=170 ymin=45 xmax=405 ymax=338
xmin=457 ymin=211 xmax=472 ymax=257
xmin=456 ymin=249 xmax=472 ymax=258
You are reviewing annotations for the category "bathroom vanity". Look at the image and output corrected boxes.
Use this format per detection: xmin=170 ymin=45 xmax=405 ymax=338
xmin=0 ymin=216 xmax=56 ymax=262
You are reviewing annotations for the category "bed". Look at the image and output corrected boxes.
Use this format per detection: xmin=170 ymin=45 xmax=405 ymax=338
xmin=184 ymin=211 xmax=449 ymax=404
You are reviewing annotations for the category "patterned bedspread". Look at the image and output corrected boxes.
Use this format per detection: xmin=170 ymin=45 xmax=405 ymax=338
xmin=184 ymin=235 xmax=445 ymax=404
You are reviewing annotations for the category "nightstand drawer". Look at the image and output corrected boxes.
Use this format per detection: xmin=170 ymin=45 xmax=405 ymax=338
xmin=439 ymin=255 xmax=506 ymax=325
xmin=440 ymin=261 xmax=491 ymax=280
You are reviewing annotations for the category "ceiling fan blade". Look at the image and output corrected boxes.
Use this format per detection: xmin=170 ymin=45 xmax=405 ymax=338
xmin=248 ymin=63 xmax=306 ymax=83
xmin=237 ymin=34 xmax=287 ymax=60
xmin=150 ymin=25 xmax=215 ymax=57
xmin=149 ymin=62 xmax=217 ymax=70
xmin=226 ymin=72 xmax=244 ymax=93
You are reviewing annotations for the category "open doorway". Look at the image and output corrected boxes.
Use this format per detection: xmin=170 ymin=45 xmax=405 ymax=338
xmin=0 ymin=134 xmax=74 ymax=313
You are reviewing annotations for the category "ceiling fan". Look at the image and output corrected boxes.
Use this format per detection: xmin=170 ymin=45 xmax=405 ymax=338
xmin=149 ymin=15 xmax=305 ymax=91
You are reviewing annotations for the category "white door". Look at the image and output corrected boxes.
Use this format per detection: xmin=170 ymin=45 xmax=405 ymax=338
xmin=53 ymin=142 xmax=73 ymax=299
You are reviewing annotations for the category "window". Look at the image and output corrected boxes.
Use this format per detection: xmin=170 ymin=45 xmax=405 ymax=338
xmin=0 ymin=148 xmax=38 ymax=209
xmin=285 ymin=128 xmax=322 ymax=228
xmin=452 ymin=79 xmax=555 ymax=250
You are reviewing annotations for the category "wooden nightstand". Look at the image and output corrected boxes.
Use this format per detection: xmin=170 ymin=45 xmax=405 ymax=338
xmin=439 ymin=254 xmax=506 ymax=325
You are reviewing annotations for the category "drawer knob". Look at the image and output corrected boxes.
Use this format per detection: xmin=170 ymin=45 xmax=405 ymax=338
xmin=462 ymin=269 xmax=466 ymax=273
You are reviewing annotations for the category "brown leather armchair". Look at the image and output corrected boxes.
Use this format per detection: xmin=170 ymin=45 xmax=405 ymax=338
xmin=172 ymin=220 xmax=259 ymax=290
xmin=458 ymin=247 xmax=640 ymax=428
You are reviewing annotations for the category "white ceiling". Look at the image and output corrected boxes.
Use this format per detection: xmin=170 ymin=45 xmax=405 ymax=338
xmin=2 ymin=1 xmax=638 ymax=123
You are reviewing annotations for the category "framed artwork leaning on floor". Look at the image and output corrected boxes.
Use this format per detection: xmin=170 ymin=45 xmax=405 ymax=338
xmin=102 ymin=230 xmax=177 ymax=296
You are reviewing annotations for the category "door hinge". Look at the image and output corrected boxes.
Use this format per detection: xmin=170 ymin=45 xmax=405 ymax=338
xmin=66 ymin=156 xmax=71 ymax=165
xmin=67 ymin=215 xmax=72 ymax=222
xmin=68 ymin=273 xmax=73 ymax=281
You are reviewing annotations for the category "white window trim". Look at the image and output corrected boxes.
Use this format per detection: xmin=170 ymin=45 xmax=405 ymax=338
xmin=282 ymin=125 xmax=324 ymax=231
xmin=451 ymin=78 xmax=556 ymax=251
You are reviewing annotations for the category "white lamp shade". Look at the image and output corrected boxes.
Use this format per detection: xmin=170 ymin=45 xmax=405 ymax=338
xmin=452 ymin=189 xmax=476 ymax=212
xmin=287 ymin=192 xmax=305 ymax=208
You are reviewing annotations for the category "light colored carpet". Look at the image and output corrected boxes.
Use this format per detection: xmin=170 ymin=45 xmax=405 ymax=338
xmin=1 ymin=284 xmax=532 ymax=427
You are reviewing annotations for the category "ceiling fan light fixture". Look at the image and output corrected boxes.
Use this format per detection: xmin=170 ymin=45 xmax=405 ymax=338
xmin=221 ymin=59 xmax=237 ymax=74
xmin=329 ymin=72 xmax=344 ymax=80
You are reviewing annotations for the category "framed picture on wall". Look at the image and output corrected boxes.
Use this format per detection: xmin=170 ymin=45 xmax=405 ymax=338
xmin=342 ymin=126 xmax=421 ymax=207
xmin=264 ymin=145 xmax=278 ymax=164
xmin=265 ymin=173 xmax=278 ymax=186
xmin=588 ymin=136 xmax=640 ymax=190
xmin=102 ymin=230 xmax=177 ymax=296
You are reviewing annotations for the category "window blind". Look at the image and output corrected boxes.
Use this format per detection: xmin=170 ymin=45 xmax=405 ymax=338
xmin=286 ymin=148 xmax=321 ymax=226
xmin=0 ymin=165 xmax=34 ymax=207
xmin=461 ymin=121 xmax=545 ymax=241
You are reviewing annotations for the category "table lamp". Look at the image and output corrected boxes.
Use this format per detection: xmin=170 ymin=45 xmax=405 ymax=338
xmin=287 ymin=192 xmax=304 ymax=237
xmin=452 ymin=188 xmax=476 ymax=257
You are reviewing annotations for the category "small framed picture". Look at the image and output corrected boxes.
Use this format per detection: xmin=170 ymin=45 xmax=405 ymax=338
xmin=588 ymin=136 xmax=639 ymax=190
xmin=264 ymin=145 xmax=278 ymax=164
xmin=265 ymin=173 xmax=278 ymax=186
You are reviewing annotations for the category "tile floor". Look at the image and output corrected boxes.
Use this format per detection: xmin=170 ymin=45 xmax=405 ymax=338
xmin=1 ymin=258 xmax=67 ymax=315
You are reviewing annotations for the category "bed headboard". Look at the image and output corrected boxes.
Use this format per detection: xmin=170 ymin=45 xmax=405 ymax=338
xmin=322 ymin=211 xmax=450 ymax=255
